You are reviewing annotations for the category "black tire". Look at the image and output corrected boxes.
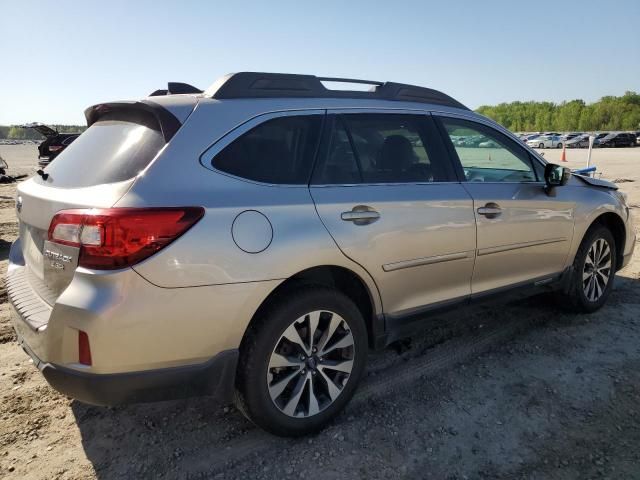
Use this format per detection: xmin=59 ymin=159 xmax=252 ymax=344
xmin=235 ymin=286 xmax=367 ymax=437
xmin=562 ymin=225 xmax=617 ymax=313
xmin=539 ymin=143 xmax=544 ymax=149
xmin=557 ymin=143 xmax=563 ymax=149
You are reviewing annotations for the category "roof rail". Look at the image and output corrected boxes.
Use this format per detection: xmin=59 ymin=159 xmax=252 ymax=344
xmin=149 ymin=82 xmax=203 ymax=97
xmin=206 ymin=72 xmax=469 ymax=110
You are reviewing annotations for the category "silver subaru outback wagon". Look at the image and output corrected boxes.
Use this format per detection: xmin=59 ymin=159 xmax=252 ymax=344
xmin=7 ymin=72 xmax=636 ymax=436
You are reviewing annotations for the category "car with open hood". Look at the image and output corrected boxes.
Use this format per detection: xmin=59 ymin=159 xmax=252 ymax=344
xmin=20 ymin=123 xmax=81 ymax=167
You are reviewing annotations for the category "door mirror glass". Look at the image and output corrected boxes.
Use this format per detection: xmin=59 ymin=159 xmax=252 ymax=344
xmin=544 ymin=163 xmax=570 ymax=187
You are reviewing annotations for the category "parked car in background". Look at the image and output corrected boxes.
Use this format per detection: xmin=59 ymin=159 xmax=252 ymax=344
xmin=592 ymin=133 xmax=610 ymax=146
xmin=478 ymin=139 xmax=500 ymax=148
xmin=560 ymin=132 xmax=582 ymax=142
xmin=566 ymin=134 xmax=591 ymax=148
xmin=20 ymin=123 xmax=81 ymax=167
xmin=7 ymin=72 xmax=636 ymax=436
xmin=527 ymin=134 xmax=563 ymax=149
xmin=596 ymin=132 xmax=636 ymax=148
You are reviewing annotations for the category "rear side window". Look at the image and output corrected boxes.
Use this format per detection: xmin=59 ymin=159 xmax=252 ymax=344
xmin=313 ymin=114 xmax=446 ymax=184
xmin=212 ymin=115 xmax=322 ymax=184
xmin=42 ymin=114 xmax=165 ymax=188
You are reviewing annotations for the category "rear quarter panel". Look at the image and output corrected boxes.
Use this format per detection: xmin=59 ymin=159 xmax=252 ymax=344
xmin=114 ymin=101 xmax=383 ymax=313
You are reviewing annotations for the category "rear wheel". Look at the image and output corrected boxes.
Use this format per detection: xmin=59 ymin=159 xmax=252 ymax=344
xmin=562 ymin=225 xmax=616 ymax=313
xmin=235 ymin=286 xmax=367 ymax=436
xmin=557 ymin=142 xmax=563 ymax=149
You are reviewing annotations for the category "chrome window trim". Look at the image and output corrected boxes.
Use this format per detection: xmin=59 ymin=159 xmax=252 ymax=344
xmin=311 ymin=181 xmax=547 ymax=188
xmin=310 ymin=181 xmax=464 ymax=188
xmin=199 ymin=109 xmax=326 ymax=188
xmin=199 ymin=106 xmax=549 ymax=189
xmin=326 ymin=107 xmax=431 ymax=115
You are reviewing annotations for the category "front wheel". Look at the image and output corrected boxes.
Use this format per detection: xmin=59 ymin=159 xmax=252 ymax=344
xmin=235 ymin=286 xmax=368 ymax=436
xmin=562 ymin=225 xmax=617 ymax=313
xmin=539 ymin=143 xmax=545 ymax=149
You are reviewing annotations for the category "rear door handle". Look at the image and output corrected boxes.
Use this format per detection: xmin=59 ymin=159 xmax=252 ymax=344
xmin=477 ymin=203 xmax=502 ymax=219
xmin=341 ymin=206 xmax=380 ymax=225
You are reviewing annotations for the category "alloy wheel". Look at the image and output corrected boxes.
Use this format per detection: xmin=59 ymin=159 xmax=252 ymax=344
xmin=266 ymin=310 xmax=355 ymax=418
xmin=583 ymin=238 xmax=612 ymax=302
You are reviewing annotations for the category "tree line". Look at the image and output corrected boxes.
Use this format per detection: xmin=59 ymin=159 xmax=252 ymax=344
xmin=476 ymin=91 xmax=640 ymax=132
xmin=2 ymin=91 xmax=639 ymax=138
xmin=0 ymin=125 xmax=86 ymax=140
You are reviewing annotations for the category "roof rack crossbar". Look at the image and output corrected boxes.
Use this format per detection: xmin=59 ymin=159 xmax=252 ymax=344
xmin=206 ymin=72 xmax=468 ymax=110
xmin=316 ymin=76 xmax=384 ymax=86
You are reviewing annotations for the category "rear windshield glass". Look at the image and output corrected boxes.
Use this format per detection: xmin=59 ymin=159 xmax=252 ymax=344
xmin=40 ymin=115 xmax=164 ymax=188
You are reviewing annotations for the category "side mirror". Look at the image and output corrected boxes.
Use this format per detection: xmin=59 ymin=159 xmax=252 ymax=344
xmin=544 ymin=163 xmax=571 ymax=193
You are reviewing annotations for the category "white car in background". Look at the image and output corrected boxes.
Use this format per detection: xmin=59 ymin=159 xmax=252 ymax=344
xmin=527 ymin=135 xmax=563 ymax=149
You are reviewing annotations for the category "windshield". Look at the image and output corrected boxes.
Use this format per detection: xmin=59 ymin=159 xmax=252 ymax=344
xmin=40 ymin=117 xmax=165 ymax=188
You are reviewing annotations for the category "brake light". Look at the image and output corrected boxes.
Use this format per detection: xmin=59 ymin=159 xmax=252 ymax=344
xmin=48 ymin=145 xmax=63 ymax=152
xmin=48 ymin=207 xmax=204 ymax=270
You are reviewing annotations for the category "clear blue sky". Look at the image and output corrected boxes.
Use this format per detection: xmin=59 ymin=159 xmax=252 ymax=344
xmin=1 ymin=0 xmax=638 ymax=125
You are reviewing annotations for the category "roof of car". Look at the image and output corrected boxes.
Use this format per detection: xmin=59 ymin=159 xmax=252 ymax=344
xmin=200 ymin=72 xmax=470 ymax=110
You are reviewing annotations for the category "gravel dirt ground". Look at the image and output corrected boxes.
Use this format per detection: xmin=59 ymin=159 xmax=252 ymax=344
xmin=0 ymin=144 xmax=639 ymax=480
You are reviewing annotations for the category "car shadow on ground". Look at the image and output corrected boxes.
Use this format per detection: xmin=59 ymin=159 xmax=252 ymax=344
xmin=69 ymin=275 xmax=640 ymax=479
xmin=71 ymin=393 xmax=255 ymax=477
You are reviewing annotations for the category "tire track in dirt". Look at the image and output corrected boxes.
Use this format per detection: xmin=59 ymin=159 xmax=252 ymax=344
xmin=181 ymin=306 xmax=551 ymax=473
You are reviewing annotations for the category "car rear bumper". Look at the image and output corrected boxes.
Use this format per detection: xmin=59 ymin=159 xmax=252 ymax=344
xmin=16 ymin=333 xmax=238 ymax=406
xmin=6 ymin=238 xmax=281 ymax=405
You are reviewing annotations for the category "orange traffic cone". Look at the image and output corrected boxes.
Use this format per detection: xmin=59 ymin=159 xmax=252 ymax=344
xmin=561 ymin=143 xmax=567 ymax=162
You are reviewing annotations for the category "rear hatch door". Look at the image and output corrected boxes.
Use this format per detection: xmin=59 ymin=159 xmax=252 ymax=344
xmin=16 ymin=101 xmax=184 ymax=306
xmin=21 ymin=123 xmax=58 ymax=138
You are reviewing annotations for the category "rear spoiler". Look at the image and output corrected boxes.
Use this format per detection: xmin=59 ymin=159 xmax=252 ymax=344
xmin=149 ymin=82 xmax=203 ymax=97
xmin=83 ymin=100 xmax=182 ymax=142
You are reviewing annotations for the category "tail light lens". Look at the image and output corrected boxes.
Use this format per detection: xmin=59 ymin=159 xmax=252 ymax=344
xmin=49 ymin=145 xmax=63 ymax=152
xmin=48 ymin=207 xmax=204 ymax=270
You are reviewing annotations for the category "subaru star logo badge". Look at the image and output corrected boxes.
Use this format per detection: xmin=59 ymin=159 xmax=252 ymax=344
xmin=16 ymin=196 xmax=22 ymax=213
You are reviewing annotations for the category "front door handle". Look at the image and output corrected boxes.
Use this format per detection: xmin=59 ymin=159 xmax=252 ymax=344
xmin=341 ymin=205 xmax=380 ymax=225
xmin=477 ymin=203 xmax=502 ymax=219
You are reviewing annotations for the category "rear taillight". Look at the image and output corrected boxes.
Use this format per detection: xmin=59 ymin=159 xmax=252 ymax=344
xmin=48 ymin=145 xmax=63 ymax=152
xmin=48 ymin=207 xmax=204 ymax=270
